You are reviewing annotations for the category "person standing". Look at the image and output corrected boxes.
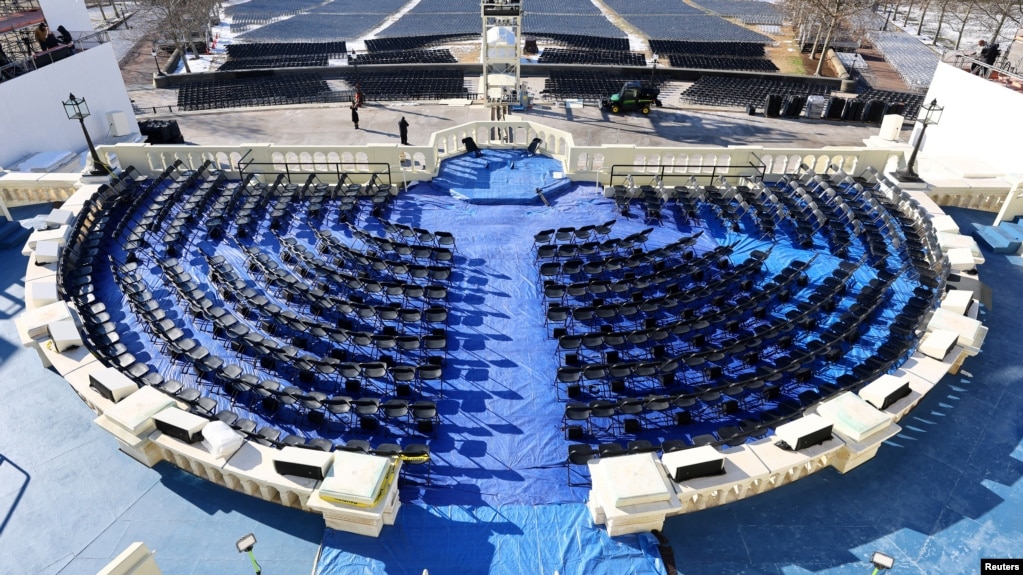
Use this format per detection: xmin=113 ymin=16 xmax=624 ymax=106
xmin=351 ymin=104 xmax=359 ymax=129
xmin=398 ymin=116 xmax=409 ymax=145
xmin=970 ymin=39 xmax=988 ymax=75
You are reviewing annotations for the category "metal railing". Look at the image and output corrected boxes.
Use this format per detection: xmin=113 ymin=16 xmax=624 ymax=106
xmin=0 ymin=29 xmax=109 ymax=83
xmin=948 ymin=53 xmax=1023 ymax=85
xmin=236 ymin=153 xmax=394 ymax=187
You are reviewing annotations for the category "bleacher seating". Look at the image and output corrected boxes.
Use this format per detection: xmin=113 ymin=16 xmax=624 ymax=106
xmin=524 ymin=14 xmax=631 ymax=39
xmin=531 ymin=33 xmax=630 ymax=52
xmin=366 ymin=34 xmax=476 ymax=52
xmin=667 ymin=54 xmax=778 ymax=72
xmin=679 ymin=76 xmax=832 ymax=109
xmin=218 ymin=54 xmax=328 ymax=71
xmin=650 ymin=40 xmax=766 ymax=58
xmin=339 ymin=69 xmax=467 ymax=101
xmin=539 ymin=48 xmax=645 ymax=66
xmin=690 ymin=0 xmax=783 ymax=25
xmin=226 ymin=42 xmax=348 ymax=60
xmin=356 ymin=49 xmax=458 ymax=65
xmin=224 ymin=0 xmax=323 ymax=33
xmin=177 ymin=74 xmax=332 ymax=111
xmin=542 ymin=71 xmax=667 ymax=99
xmin=624 ymin=15 xmax=772 ymax=42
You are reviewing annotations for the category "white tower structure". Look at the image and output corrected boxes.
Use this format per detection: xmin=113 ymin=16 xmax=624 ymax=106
xmin=480 ymin=0 xmax=522 ymax=106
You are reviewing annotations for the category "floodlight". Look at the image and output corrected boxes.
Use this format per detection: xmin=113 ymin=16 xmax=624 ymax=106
xmin=871 ymin=551 xmax=895 ymax=571
xmin=236 ymin=533 xmax=257 ymax=553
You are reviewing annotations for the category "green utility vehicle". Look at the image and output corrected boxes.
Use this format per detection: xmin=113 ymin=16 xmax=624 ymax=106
xmin=602 ymin=81 xmax=660 ymax=114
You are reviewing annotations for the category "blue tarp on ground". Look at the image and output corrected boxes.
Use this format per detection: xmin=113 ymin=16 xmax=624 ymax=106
xmin=86 ymin=148 xmax=925 ymax=575
xmin=318 ymin=504 xmax=667 ymax=575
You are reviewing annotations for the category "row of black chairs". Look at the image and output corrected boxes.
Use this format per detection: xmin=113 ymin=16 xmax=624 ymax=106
xmin=651 ymin=39 xmax=767 ymax=57
xmin=366 ymin=34 xmax=474 ymax=52
xmin=218 ymin=54 xmax=328 ymax=72
xmin=339 ymin=69 xmax=467 ymax=101
xmin=177 ymin=74 xmax=331 ymax=111
xmin=668 ymin=53 xmax=778 ymax=72
xmin=226 ymin=41 xmax=348 ymax=59
xmin=539 ymin=48 xmax=646 ymax=66
xmin=532 ymin=220 xmax=617 ymax=247
xmin=680 ymin=75 xmax=832 ymax=109
xmin=374 ymin=218 xmax=458 ymax=250
xmin=542 ymin=71 xmax=667 ymax=100
xmin=356 ymin=49 xmax=457 ymax=65
xmin=533 ymin=33 xmax=630 ymax=52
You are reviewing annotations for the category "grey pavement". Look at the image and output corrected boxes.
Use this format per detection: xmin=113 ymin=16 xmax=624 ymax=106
xmin=127 ymin=98 xmax=896 ymax=149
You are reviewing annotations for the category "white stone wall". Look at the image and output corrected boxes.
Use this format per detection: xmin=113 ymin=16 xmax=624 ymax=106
xmin=0 ymin=44 xmax=137 ymax=168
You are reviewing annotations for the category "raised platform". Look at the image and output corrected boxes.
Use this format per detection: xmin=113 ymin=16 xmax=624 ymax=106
xmin=434 ymin=149 xmax=572 ymax=205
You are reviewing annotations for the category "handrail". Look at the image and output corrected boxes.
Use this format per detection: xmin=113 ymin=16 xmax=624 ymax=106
xmin=949 ymin=53 xmax=1023 ymax=84
xmin=237 ymin=159 xmax=393 ymax=187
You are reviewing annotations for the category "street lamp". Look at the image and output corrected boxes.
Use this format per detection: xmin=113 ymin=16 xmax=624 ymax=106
xmin=62 ymin=93 xmax=108 ymax=176
xmin=650 ymin=53 xmax=659 ymax=83
xmin=870 ymin=551 xmax=895 ymax=574
xmin=893 ymin=98 xmax=943 ymax=183
xmin=235 ymin=533 xmax=261 ymax=574
xmin=152 ymin=42 xmax=164 ymax=75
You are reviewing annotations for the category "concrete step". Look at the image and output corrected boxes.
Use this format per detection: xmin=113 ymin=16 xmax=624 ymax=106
xmin=997 ymin=221 xmax=1023 ymax=246
xmin=972 ymin=223 xmax=1021 ymax=254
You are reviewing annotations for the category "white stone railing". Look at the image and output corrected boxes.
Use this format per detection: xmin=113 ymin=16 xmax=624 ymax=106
xmin=0 ymin=121 xmax=1011 ymax=217
xmin=90 ymin=120 xmax=910 ymax=193
xmin=0 ymin=172 xmax=81 ymax=221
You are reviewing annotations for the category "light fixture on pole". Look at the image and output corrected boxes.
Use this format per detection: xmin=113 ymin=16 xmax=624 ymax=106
xmin=63 ymin=93 xmax=108 ymax=176
xmin=650 ymin=53 xmax=658 ymax=82
xmin=152 ymin=42 xmax=164 ymax=75
xmin=236 ymin=533 xmax=261 ymax=575
xmin=870 ymin=551 xmax=895 ymax=574
xmin=893 ymin=98 xmax=942 ymax=183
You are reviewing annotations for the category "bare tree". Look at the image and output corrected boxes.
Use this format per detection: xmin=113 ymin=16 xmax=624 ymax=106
xmin=134 ymin=0 xmax=219 ymax=73
xmin=903 ymin=0 xmax=917 ymax=25
xmin=787 ymin=0 xmax=876 ymax=75
xmin=972 ymin=0 xmax=1023 ymax=44
xmin=931 ymin=0 xmax=954 ymax=44
xmin=949 ymin=0 xmax=977 ymax=48
xmin=916 ymin=0 xmax=932 ymax=34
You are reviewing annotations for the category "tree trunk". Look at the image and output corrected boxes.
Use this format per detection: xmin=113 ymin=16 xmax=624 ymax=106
xmin=916 ymin=0 xmax=931 ymax=35
xmin=98 ymin=1 xmax=108 ymax=20
xmin=110 ymin=0 xmax=122 ymax=19
xmin=991 ymin=13 xmax=1008 ymax=44
xmin=175 ymin=38 xmax=192 ymax=73
xmin=814 ymin=16 xmax=837 ymax=76
xmin=810 ymin=21 xmax=824 ymax=60
xmin=953 ymin=5 xmax=973 ymax=50
xmin=932 ymin=2 xmax=948 ymax=45
xmin=903 ymin=0 xmax=915 ymax=25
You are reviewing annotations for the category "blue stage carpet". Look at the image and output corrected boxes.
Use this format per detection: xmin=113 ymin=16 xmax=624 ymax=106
xmin=318 ymin=504 xmax=666 ymax=575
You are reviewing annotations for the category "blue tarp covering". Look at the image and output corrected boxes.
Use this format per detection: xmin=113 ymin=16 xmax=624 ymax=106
xmin=90 ymin=148 xmax=924 ymax=574
xmin=318 ymin=504 xmax=667 ymax=575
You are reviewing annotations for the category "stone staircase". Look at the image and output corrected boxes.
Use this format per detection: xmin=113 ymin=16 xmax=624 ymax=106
xmin=971 ymin=216 xmax=1023 ymax=263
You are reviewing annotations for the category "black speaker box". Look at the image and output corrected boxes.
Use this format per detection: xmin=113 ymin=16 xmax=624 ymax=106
xmin=673 ymin=457 xmax=725 ymax=482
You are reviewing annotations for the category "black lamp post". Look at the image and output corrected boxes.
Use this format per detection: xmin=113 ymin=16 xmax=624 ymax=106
xmin=63 ymin=93 xmax=108 ymax=176
xmin=893 ymin=98 xmax=943 ymax=183
xmin=152 ymin=43 xmax=164 ymax=75
xmin=650 ymin=54 xmax=658 ymax=82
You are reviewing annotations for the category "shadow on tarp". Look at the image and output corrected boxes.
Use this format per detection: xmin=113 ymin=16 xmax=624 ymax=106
xmin=151 ymin=462 xmax=323 ymax=545
xmin=317 ymin=503 xmax=666 ymax=575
